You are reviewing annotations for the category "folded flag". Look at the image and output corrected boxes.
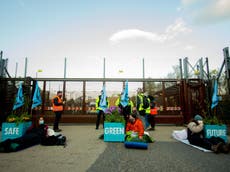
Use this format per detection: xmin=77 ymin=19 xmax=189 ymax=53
xmin=211 ymin=79 xmax=219 ymax=109
xmin=13 ymin=83 xmax=24 ymax=110
xmin=32 ymin=81 xmax=42 ymax=109
xmin=120 ymin=80 xmax=129 ymax=107
xmin=99 ymin=85 xmax=107 ymax=112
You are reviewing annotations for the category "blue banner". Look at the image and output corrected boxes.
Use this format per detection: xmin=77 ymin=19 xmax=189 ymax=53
xmin=204 ymin=124 xmax=227 ymax=143
xmin=32 ymin=81 xmax=42 ymax=109
xmin=120 ymin=80 xmax=129 ymax=107
xmin=211 ymin=80 xmax=219 ymax=109
xmin=13 ymin=83 xmax=24 ymax=110
xmin=99 ymin=85 xmax=107 ymax=112
xmin=104 ymin=122 xmax=125 ymax=142
xmin=1 ymin=122 xmax=32 ymax=141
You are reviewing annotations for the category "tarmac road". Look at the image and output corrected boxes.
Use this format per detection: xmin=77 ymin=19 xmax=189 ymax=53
xmin=88 ymin=141 xmax=230 ymax=172
xmin=0 ymin=124 xmax=230 ymax=172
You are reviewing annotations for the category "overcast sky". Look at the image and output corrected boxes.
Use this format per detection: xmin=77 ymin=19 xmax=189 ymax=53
xmin=1 ymin=0 xmax=230 ymax=79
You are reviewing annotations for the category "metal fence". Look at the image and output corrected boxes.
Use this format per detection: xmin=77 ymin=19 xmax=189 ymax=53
xmin=1 ymin=77 xmax=207 ymax=124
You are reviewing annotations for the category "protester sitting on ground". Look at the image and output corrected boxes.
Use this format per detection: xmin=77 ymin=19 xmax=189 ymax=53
xmin=125 ymin=113 xmax=154 ymax=143
xmin=126 ymin=113 xmax=144 ymax=139
xmin=187 ymin=114 xmax=229 ymax=153
xmin=39 ymin=118 xmax=66 ymax=147
xmin=0 ymin=117 xmax=66 ymax=152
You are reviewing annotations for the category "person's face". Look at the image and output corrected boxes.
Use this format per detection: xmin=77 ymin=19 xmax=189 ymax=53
xmin=58 ymin=92 xmax=62 ymax=98
xmin=39 ymin=118 xmax=44 ymax=125
xmin=137 ymin=88 xmax=142 ymax=94
xmin=129 ymin=115 xmax=135 ymax=123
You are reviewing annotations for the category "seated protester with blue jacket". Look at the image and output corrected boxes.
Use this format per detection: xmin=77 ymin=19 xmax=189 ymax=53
xmin=187 ymin=114 xmax=229 ymax=153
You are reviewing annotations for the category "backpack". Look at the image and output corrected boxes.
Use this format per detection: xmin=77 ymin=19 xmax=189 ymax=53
xmin=148 ymin=95 xmax=156 ymax=109
xmin=142 ymin=96 xmax=149 ymax=109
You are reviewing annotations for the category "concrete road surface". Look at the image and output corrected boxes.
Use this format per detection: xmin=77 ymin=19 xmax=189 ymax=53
xmin=0 ymin=124 xmax=229 ymax=172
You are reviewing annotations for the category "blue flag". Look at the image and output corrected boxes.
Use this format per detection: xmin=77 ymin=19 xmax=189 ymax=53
xmin=32 ymin=81 xmax=42 ymax=109
xmin=99 ymin=85 xmax=107 ymax=112
xmin=211 ymin=80 xmax=219 ymax=109
xmin=13 ymin=83 xmax=24 ymax=110
xmin=120 ymin=80 xmax=129 ymax=107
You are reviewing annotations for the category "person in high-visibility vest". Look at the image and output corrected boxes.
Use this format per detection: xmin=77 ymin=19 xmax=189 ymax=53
xmin=136 ymin=88 xmax=145 ymax=115
xmin=52 ymin=91 xmax=65 ymax=132
xmin=146 ymin=95 xmax=156 ymax=130
xmin=115 ymin=92 xmax=134 ymax=126
xmin=95 ymin=90 xmax=109 ymax=129
xmin=144 ymin=96 xmax=151 ymax=129
xmin=136 ymin=88 xmax=147 ymax=127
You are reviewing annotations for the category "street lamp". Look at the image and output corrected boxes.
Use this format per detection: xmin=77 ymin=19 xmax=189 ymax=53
xmin=36 ymin=69 xmax=43 ymax=78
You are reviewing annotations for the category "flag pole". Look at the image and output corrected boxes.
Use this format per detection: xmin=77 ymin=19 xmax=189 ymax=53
xmin=15 ymin=62 xmax=18 ymax=78
xmin=142 ymin=58 xmax=145 ymax=92
xmin=63 ymin=57 xmax=67 ymax=103
xmin=24 ymin=57 xmax=28 ymax=78
xmin=103 ymin=58 xmax=105 ymax=86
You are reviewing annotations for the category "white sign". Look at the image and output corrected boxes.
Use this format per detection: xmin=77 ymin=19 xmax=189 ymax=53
xmin=4 ymin=127 xmax=19 ymax=135
xmin=104 ymin=127 xmax=124 ymax=135
xmin=206 ymin=129 xmax=226 ymax=137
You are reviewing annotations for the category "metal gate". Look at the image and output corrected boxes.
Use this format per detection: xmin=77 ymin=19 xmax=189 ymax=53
xmin=0 ymin=78 xmax=207 ymax=125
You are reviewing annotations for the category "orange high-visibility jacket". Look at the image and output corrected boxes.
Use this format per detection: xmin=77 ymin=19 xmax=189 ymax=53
xmin=126 ymin=118 xmax=144 ymax=137
xmin=52 ymin=96 xmax=63 ymax=111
